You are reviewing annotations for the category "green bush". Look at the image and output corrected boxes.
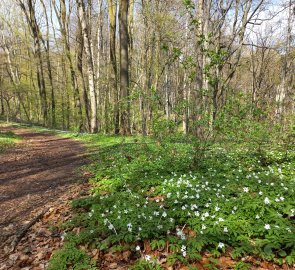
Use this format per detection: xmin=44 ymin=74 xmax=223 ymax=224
xmin=48 ymin=243 xmax=97 ymax=270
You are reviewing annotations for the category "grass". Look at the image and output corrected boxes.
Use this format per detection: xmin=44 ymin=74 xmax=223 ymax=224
xmin=46 ymin=132 xmax=295 ymax=269
xmin=0 ymin=129 xmax=21 ymax=152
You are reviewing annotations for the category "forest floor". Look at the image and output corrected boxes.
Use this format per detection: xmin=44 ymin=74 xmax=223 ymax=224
xmin=0 ymin=124 xmax=294 ymax=270
xmin=0 ymin=124 xmax=91 ymax=269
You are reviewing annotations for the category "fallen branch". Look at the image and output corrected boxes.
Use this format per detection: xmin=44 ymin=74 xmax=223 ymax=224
xmin=11 ymin=208 xmax=49 ymax=251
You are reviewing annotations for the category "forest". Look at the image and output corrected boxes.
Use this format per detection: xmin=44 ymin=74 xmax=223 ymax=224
xmin=0 ymin=0 xmax=294 ymax=269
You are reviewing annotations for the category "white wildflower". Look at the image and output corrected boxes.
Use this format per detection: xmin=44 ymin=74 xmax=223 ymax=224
xmin=264 ymin=197 xmax=271 ymax=204
xmin=264 ymin=224 xmax=271 ymax=230
xmin=218 ymin=242 xmax=225 ymax=249
xmin=145 ymin=255 xmax=151 ymax=261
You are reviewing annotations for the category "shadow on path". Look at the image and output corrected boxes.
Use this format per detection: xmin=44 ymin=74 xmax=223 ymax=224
xmin=0 ymin=127 xmax=89 ymax=243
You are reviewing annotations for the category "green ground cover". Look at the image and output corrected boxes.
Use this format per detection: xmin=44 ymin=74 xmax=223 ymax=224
xmin=46 ymin=132 xmax=295 ymax=270
xmin=0 ymin=129 xmax=21 ymax=152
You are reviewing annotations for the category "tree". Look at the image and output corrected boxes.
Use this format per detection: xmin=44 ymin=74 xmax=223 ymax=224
xmin=18 ymin=0 xmax=48 ymax=125
xmin=76 ymin=0 xmax=98 ymax=133
xmin=52 ymin=0 xmax=84 ymax=131
xmin=107 ymin=0 xmax=120 ymax=134
xmin=119 ymin=0 xmax=131 ymax=134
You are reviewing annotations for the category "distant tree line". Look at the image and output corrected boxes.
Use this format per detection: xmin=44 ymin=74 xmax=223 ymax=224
xmin=0 ymin=0 xmax=294 ymax=136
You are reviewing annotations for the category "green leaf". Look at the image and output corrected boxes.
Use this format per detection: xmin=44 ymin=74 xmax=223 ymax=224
xmin=263 ymin=245 xmax=273 ymax=255
xmin=278 ymin=250 xmax=287 ymax=257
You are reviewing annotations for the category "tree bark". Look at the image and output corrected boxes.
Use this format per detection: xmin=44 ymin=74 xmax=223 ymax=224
xmin=40 ymin=0 xmax=56 ymax=127
xmin=76 ymin=19 xmax=91 ymax=131
xmin=107 ymin=0 xmax=120 ymax=134
xmin=119 ymin=0 xmax=131 ymax=135
xmin=77 ymin=0 xmax=98 ymax=133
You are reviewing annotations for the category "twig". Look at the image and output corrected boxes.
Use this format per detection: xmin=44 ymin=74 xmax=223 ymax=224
xmin=11 ymin=207 xmax=48 ymax=251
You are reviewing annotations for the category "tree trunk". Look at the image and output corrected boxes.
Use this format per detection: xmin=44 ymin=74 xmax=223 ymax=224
xmin=52 ymin=0 xmax=83 ymax=131
xmin=77 ymin=0 xmax=98 ymax=133
xmin=18 ymin=0 xmax=48 ymax=126
xmin=107 ymin=0 xmax=120 ymax=134
xmin=76 ymin=19 xmax=91 ymax=131
xmin=40 ymin=0 xmax=56 ymax=127
xmin=119 ymin=0 xmax=131 ymax=135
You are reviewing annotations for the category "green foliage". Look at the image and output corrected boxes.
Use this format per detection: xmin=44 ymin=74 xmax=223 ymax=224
xmin=131 ymin=257 xmax=163 ymax=270
xmin=152 ymin=118 xmax=178 ymax=140
xmin=48 ymin=243 xmax=97 ymax=270
xmin=0 ymin=130 xmax=21 ymax=152
xmin=183 ymin=0 xmax=195 ymax=10
xmin=234 ymin=262 xmax=251 ymax=270
xmin=50 ymin=131 xmax=295 ymax=268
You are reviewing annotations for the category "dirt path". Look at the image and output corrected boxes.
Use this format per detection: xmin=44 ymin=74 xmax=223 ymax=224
xmin=0 ymin=126 xmax=88 ymax=246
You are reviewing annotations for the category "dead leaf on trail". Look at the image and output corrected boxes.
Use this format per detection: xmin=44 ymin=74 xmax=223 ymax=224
xmin=144 ymin=239 xmax=152 ymax=253
xmin=183 ymin=227 xmax=196 ymax=238
xmin=9 ymin=253 xmax=19 ymax=262
xmin=36 ymin=228 xmax=51 ymax=237
xmin=200 ymin=256 xmax=210 ymax=266
xmin=91 ymin=248 xmax=101 ymax=260
xmin=218 ymin=256 xmax=234 ymax=267
xmin=191 ymin=262 xmax=206 ymax=270
xmin=104 ymin=251 xmax=118 ymax=262
xmin=3 ymin=224 xmax=14 ymax=231
xmin=158 ymin=253 xmax=167 ymax=264
xmin=261 ymin=261 xmax=276 ymax=270
xmin=148 ymin=195 xmax=165 ymax=202
xmin=122 ymin=250 xmax=131 ymax=261
xmin=108 ymin=262 xmax=118 ymax=268
xmin=83 ymin=171 xmax=94 ymax=177
xmin=0 ymin=176 xmax=90 ymax=270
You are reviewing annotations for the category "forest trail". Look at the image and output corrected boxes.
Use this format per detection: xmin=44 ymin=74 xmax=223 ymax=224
xmin=0 ymin=126 xmax=88 ymax=248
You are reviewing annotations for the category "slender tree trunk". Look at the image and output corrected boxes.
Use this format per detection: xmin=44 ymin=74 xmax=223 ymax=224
xmin=40 ymin=0 xmax=56 ymax=127
xmin=77 ymin=0 xmax=98 ymax=133
xmin=276 ymin=0 xmax=293 ymax=121
xmin=76 ymin=19 xmax=91 ymax=130
xmin=18 ymin=0 xmax=48 ymax=125
xmin=108 ymin=0 xmax=120 ymax=134
xmin=95 ymin=0 xmax=103 ymax=123
xmin=52 ymin=0 xmax=83 ymax=130
xmin=1 ymin=92 xmax=5 ymax=116
xmin=119 ymin=0 xmax=131 ymax=134
xmin=2 ymin=39 xmax=30 ymax=121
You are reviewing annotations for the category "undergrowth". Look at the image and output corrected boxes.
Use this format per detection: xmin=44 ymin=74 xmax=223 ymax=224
xmin=47 ymin=132 xmax=295 ymax=269
xmin=0 ymin=129 xmax=21 ymax=152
